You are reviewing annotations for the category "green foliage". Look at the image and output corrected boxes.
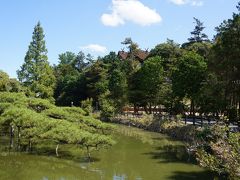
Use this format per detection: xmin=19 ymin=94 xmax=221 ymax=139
xmin=99 ymin=91 xmax=116 ymax=121
xmin=121 ymin=37 xmax=139 ymax=54
xmin=183 ymin=42 xmax=212 ymax=59
xmin=109 ymin=68 xmax=128 ymax=111
xmin=62 ymin=106 xmax=86 ymax=116
xmin=0 ymin=92 xmax=115 ymax=157
xmin=196 ymin=73 xmax=226 ymax=114
xmin=196 ymin=126 xmax=240 ymax=179
xmin=81 ymin=98 xmax=93 ymax=115
xmin=53 ymin=50 xmax=94 ymax=106
xmin=0 ymin=71 xmax=11 ymax=91
xmin=85 ymin=60 xmax=109 ymax=102
xmin=188 ymin=17 xmax=209 ymax=43
xmin=0 ymin=70 xmax=21 ymax=92
xmin=129 ymin=56 xmax=164 ymax=110
xmin=206 ymin=4 xmax=240 ymax=122
xmin=28 ymin=98 xmax=55 ymax=113
xmin=172 ymin=51 xmax=207 ymax=100
xmin=149 ymin=39 xmax=182 ymax=73
xmin=17 ymin=22 xmax=56 ymax=99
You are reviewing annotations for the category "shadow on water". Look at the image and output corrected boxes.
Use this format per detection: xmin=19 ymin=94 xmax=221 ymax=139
xmin=143 ymin=144 xmax=194 ymax=163
xmin=0 ymin=140 xmax=101 ymax=164
xmin=167 ymin=171 xmax=223 ymax=180
xmin=32 ymin=145 xmax=101 ymax=163
xmin=143 ymin=144 xmax=219 ymax=179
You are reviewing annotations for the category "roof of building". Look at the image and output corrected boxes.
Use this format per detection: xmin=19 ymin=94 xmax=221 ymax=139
xmin=118 ymin=50 xmax=149 ymax=61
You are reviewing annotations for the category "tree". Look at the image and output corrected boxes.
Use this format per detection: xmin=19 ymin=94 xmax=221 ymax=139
xmin=183 ymin=42 xmax=212 ymax=59
xmin=150 ymin=39 xmax=181 ymax=60
xmin=109 ymin=68 xmax=128 ymax=111
xmin=58 ymin=51 xmax=76 ymax=65
xmin=0 ymin=92 xmax=114 ymax=156
xmin=209 ymin=2 xmax=240 ymax=124
xmin=0 ymin=70 xmax=21 ymax=92
xmin=121 ymin=37 xmax=139 ymax=54
xmin=129 ymin=56 xmax=164 ymax=114
xmin=17 ymin=22 xmax=56 ymax=100
xmin=84 ymin=60 xmax=109 ymax=106
xmin=0 ymin=71 xmax=11 ymax=91
xmin=196 ymin=73 xmax=226 ymax=115
xmin=53 ymin=51 xmax=89 ymax=106
xmin=74 ymin=51 xmax=88 ymax=71
xmin=172 ymin=52 xmax=207 ymax=123
xmin=188 ymin=17 xmax=209 ymax=43
xmin=149 ymin=39 xmax=182 ymax=77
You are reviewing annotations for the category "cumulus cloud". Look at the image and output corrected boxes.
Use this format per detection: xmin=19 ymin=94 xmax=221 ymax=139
xmin=169 ymin=0 xmax=203 ymax=6
xmin=101 ymin=0 xmax=162 ymax=27
xmin=80 ymin=44 xmax=107 ymax=53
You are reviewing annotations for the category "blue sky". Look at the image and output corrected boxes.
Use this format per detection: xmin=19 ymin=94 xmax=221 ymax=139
xmin=0 ymin=0 xmax=239 ymax=78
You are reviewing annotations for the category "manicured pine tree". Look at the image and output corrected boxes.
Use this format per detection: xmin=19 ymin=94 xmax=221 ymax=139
xmin=17 ymin=22 xmax=56 ymax=99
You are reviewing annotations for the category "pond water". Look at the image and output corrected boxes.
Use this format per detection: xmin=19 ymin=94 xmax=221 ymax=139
xmin=0 ymin=125 xmax=214 ymax=180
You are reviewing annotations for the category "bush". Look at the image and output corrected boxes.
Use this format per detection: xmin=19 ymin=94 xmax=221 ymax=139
xmin=100 ymin=98 xmax=116 ymax=121
xmin=195 ymin=124 xmax=240 ymax=179
xmin=81 ymin=98 xmax=93 ymax=115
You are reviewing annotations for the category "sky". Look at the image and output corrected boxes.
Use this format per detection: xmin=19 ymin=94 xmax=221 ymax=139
xmin=0 ymin=0 xmax=239 ymax=78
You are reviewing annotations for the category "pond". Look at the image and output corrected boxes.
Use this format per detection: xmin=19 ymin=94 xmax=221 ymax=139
xmin=0 ymin=124 xmax=214 ymax=180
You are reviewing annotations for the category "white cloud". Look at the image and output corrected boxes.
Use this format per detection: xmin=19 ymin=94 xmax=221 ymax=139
xmin=191 ymin=1 xmax=203 ymax=6
xmin=169 ymin=0 xmax=203 ymax=6
xmin=170 ymin=0 xmax=186 ymax=5
xmin=101 ymin=0 xmax=162 ymax=27
xmin=80 ymin=44 xmax=107 ymax=53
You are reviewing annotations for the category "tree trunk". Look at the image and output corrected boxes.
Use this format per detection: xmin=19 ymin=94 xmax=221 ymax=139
xmin=134 ymin=104 xmax=137 ymax=114
xmin=191 ymin=99 xmax=196 ymax=126
xmin=238 ymin=101 xmax=240 ymax=128
xmin=28 ymin=140 xmax=32 ymax=152
xmin=144 ymin=106 xmax=148 ymax=114
xmin=56 ymin=144 xmax=59 ymax=157
xmin=149 ymin=103 xmax=152 ymax=114
xmin=87 ymin=146 xmax=91 ymax=161
xmin=17 ymin=126 xmax=21 ymax=151
xmin=185 ymin=114 xmax=187 ymax=125
xmin=9 ymin=125 xmax=14 ymax=149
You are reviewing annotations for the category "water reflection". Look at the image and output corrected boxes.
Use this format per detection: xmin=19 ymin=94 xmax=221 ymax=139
xmin=113 ymin=174 xmax=127 ymax=180
xmin=113 ymin=174 xmax=143 ymax=180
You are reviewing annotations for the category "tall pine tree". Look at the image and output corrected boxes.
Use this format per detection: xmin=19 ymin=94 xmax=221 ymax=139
xmin=188 ymin=17 xmax=209 ymax=43
xmin=17 ymin=22 xmax=56 ymax=99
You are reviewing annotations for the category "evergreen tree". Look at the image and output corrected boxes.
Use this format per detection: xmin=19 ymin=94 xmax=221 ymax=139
xmin=17 ymin=22 xmax=56 ymax=99
xmin=121 ymin=37 xmax=139 ymax=54
xmin=209 ymin=3 xmax=240 ymax=123
xmin=74 ymin=51 xmax=87 ymax=71
xmin=188 ymin=17 xmax=209 ymax=43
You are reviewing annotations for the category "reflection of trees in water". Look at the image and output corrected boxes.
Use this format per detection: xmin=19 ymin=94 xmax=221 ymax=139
xmin=116 ymin=125 xmax=169 ymax=145
xmin=116 ymin=125 xmax=181 ymax=148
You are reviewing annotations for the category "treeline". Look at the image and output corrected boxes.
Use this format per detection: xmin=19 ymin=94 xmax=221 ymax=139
xmin=0 ymin=3 xmax=237 ymax=126
xmin=50 ymin=3 xmax=238 ymax=126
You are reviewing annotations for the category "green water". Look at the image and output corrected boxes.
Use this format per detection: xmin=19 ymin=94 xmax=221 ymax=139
xmin=0 ymin=125 xmax=213 ymax=180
